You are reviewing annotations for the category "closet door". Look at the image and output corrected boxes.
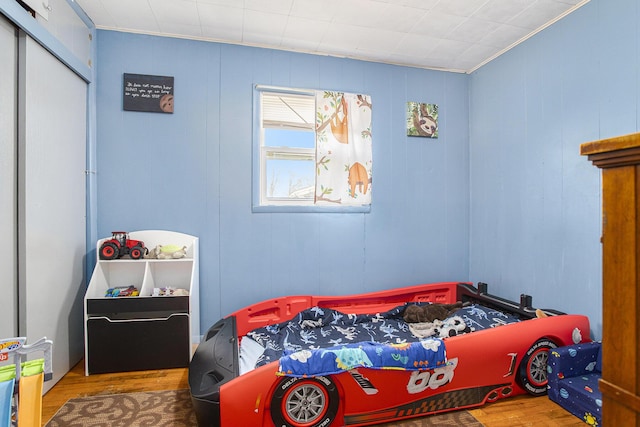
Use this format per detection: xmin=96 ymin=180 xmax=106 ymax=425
xmin=0 ymin=15 xmax=17 ymax=339
xmin=18 ymin=35 xmax=87 ymax=390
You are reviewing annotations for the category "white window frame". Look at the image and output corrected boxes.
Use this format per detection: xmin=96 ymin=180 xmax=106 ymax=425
xmin=259 ymin=90 xmax=315 ymax=206
xmin=252 ymin=85 xmax=370 ymax=213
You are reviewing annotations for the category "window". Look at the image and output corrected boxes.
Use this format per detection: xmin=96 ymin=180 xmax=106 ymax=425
xmin=260 ymin=91 xmax=316 ymax=204
xmin=254 ymin=86 xmax=373 ymax=212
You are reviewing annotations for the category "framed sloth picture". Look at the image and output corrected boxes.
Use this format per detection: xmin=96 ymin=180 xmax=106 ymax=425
xmin=406 ymin=102 xmax=438 ymax=138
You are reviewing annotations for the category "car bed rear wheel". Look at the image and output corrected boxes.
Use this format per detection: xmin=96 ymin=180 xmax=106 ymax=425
xmin=517 ymin=338 xmax=557 ymax=396
xmin=271 ymin=376 xmax=339 ymax=427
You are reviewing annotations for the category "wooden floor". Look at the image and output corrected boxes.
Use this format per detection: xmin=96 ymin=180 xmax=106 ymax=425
xmin=41 ymin=361 xmax=586 ymax=426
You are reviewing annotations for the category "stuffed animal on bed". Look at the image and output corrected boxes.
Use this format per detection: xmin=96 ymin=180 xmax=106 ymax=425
xmin=402 ymin=302 xmax=467 ymax=323
xmin=407 ymin=315 xmax=470 ymax=339
xmin=403 ymin=302 xmax=472 ymax=339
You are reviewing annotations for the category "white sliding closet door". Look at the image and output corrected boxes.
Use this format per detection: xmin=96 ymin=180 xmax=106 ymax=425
xmin=0 ymin=15 xmax=18 ymax=339
xmin=18 ymin=35 xmax=87 ymax=391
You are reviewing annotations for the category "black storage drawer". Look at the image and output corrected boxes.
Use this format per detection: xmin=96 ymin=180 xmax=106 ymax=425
xmin=86 ymin=311 xmax=190 ymax=374
xmin=87 ymin=295 xmax=189 ymax=316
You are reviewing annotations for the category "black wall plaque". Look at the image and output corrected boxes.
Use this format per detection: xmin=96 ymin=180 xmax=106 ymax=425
xmin=123 ymin=73 xmax=174 ymax=113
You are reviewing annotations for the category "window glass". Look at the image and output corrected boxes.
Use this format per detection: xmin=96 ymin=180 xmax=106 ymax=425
xmin=260 ymin=91 xmax=316 ymax=205
xmin=265 ymin=158 xmax=315 ymax=200
xmin=264 ymin=128 xmax=315 ymax=149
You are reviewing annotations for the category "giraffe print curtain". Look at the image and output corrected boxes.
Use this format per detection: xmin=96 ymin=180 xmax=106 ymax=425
xmin=315 ymin=91 xmax=372 ymax=206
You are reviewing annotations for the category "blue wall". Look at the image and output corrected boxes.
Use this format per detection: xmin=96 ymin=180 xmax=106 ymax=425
xmin=97 ymin=0 xmax=639 ymax=340
xmin=469 ymin=0 xmax=640 ymax=340
xmin=96 ymin=31 xmax=470 ymax=331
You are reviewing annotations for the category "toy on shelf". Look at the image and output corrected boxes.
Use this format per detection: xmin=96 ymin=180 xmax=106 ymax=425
xmin=0 ymin=337 xmax=53 ymax=427
xmin=146 ymin=244 xmax=187 ymax=259
xmin=105 ymin=286 xmax=140 ymax=297
xmin=99 ymin=231 xmax=148 ymax=260
xmin=152 ymin=287 xmax=189 ymax=297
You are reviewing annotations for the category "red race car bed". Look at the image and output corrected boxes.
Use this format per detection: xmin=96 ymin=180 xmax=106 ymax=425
xmin=189 ymin=282 xmax=591 ymax=427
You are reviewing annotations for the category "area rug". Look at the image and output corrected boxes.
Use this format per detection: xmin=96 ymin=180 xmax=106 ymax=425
xmin=45 ymin=389 xmax=196 ymax=427
xmin=45 ymin=388 xmax=484 ymax=426
xmin=379 ymin=411 xmax=484 ymax=426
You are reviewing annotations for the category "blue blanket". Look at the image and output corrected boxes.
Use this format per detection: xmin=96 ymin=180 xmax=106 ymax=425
xmin=279 ymin=339 xmax=447 ymax=377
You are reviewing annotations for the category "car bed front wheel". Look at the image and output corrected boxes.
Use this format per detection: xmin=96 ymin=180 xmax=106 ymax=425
xmin=517 ymin=338 xmax=557 ymax=396
xmin=271 ymin=376 xmax=339 ymax=427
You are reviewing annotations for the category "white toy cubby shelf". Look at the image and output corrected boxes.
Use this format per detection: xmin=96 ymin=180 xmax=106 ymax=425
xmin=83 ymin=230 xmax=199 ymax=375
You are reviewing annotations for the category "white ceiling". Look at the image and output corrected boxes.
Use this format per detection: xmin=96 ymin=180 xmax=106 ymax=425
xmin=74 ymin=0 xmax=590 ymax=74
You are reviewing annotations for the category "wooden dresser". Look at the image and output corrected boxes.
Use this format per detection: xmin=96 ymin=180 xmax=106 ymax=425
xmin=581 ymin=133 xmax=640 ymax=427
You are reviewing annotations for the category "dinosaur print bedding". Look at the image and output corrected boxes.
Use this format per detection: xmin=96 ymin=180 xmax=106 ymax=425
xmin=241 ymin=303 xmax=521 ymax=377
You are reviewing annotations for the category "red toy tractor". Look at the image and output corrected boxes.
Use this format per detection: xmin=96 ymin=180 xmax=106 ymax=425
xmin=99 ymin=231 xmax=148 ymax=260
